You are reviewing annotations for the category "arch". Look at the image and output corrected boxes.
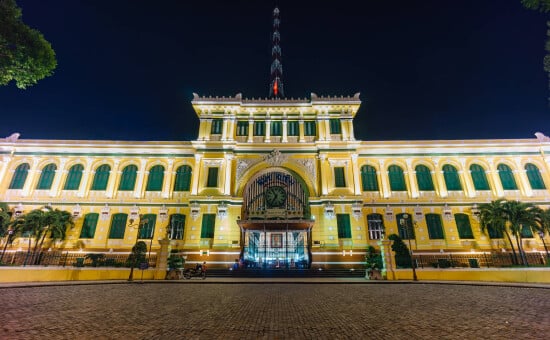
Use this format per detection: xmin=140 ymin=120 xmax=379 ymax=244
xmin=388 ymin=165 xmax=406 ymax=191
xmin=90 ymin=164 xmax=111 ymax=191
xmin=63 ymin=164 xmax=84 ymax=190
xmin=118 ymin=164 xmax=138 ymax=191
xmin=9 ymin=163 xmax=30 ymax=189
xmin=360 ymin=165 xmax=379 ymax=191
xmin=415 ymin=164 xmax=434 ymax=191
xmin=470 ymin=164 xmax=490 ymax=191
xmin=36 ymin=163 xmax=57 ymax=190
xmin=525 ymin=163 xmax=546 ymax=190
xmin=496 ymin=163 xmax=518 ymax=190
xmin=174 ymin=165 xmax=192 ymax=191
xmin=442 ymin=164 xmax=462 ymax=191
xmin=146 ymin=165 xmax=165 ymax=191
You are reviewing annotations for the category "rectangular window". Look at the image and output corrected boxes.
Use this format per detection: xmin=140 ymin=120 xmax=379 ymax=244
xmin=287 ymin=121 xmax=299 ymax=136
xmin=455 ymin=214 xmax=474 ymax=239
xmin=334 ymin=167 xmax=346 ymax=187
xmin=138 ymin=214 xmax=156 ymax=239
xmin=254 ymin=121 xmax=265 ymax=136
xmin=79 ymin=213 xmax=99 ymax=239
xmin=211 ymin=119 xmax=223 ymax=135
xmin=201 ymin=213 xmax=216 ymax=238
xmin=236 ymin=121 xmax=248 ymax=136
xmin=108 ymin=214 xmax=127 ymax=239
xmin=206 ymin=167 xmax=219 ymax=188
xmin=426 ymin=214 xmax=444 ymax=239
xmin=271 ymin=121 xmax=282 ymax=136
xmin=304 ymin=121 xmax=316 ymax=136
xmin=367 ymin=214 xmax=384 ymax=240
xmin=330 ymin=118 xmax=341 ymax=134
xmin=336 ymin=214 xmax=352 ymax=239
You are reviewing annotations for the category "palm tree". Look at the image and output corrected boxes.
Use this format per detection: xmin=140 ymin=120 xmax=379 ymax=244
xmin=501 ymin=200 xmax=539 ymax=266
xmin=534 ymin=207 xmax=550 ymax=259
xmin=0 ymin=203 xmax=13 ymax=262
xmin=479 ymin=199 xmax=519 ymax=265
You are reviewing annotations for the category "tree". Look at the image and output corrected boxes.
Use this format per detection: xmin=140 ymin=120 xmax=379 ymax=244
xmin=501 ymin=200 xmax=539 ymax=266
xmin=522 ymin=0 xmax=550 ymax=12
xmin=0 ymin=203 xmax=13 ymax=263
xmin=388 ymin=233 xmax=411 ymax=268
xmin=128 ymin=241 xmax=147 ymax=281
xmin=479 ymin=199 xmax=519 ymax=265
xmin=534 ymin=207 xmax=550 ymax=257
xmin=0 ymin=0 xmax=57 ymax=89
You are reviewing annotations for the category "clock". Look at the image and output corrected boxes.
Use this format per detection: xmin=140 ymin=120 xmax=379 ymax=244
xmin=265 ymin=186 xmax=286 ymax=208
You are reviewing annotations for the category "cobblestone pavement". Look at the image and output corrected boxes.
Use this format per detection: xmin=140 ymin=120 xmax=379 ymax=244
xmin=1 ymin=283 xmax=549 ymax=339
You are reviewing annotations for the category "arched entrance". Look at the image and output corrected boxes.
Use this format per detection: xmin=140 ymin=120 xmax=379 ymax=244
xmin=237 ymin=168 xmax=313 ymax=269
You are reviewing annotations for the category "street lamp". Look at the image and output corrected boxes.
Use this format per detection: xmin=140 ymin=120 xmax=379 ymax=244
xmin=127 ymin=216 xmax=149 ymax=282
xmin=400 ymin=213 xmax=418 ymax=281
xmin=538 ymin=230 xmax=549 ymax=259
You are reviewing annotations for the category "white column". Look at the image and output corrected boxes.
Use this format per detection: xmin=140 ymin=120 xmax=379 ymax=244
xmin=78 ymin=158 xmax=95 ymax=198
xmin=514 ymin=158 xmax=533 ymax=197
xmin=265 ymin=120 xmax=271 ymax=143
xmin=282 ymin=119 xmax=288 ymax=143
xmin=0 ymin=156 xmax=12 ymax=192
xmin=134 ymin=159 xmax=148 ymax=198
xmin=351 ymin=154 xmax=361 ymax=195
xmin=191 ymin=154 xmax=203 ymax=195
xmin=21 ymin=158 xmax=40 ymax=197
xmin=162 ymin=160 xmax=175 ymax=199
xmin=247 ymin=119 xmax=254 ymax=143
xmin=405 ymin=160 xmax=419 ymax=198
xmin=49 ymin=158 xmax=67 ymax=197
xmin=324 ymin=118 xmax=331 ymax=141
xmin=434 ymin=170 xmax=448 ymax=198
xmin=318 ymin=154 xmax=329 ymax=195
xmin=487 ymin=160 xmax=504 ymax=197
xmin=224 ymin=155 xmax=233 ymax=195
xmin=105 ymin=160 xmax=120 ymax=198
xmin=299 ymin=120 xmax=305 ymax=143
xmin=348 ymin=118 xmax=355 ymax=141
xmin=378 ymin=160 xmax=390 ymax=198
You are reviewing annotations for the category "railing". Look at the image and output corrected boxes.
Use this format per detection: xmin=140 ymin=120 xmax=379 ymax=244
xmin=406 ymin=252 xmax=548 ymax=269
xmin=0 ymin=250 xmax=157 ymax=268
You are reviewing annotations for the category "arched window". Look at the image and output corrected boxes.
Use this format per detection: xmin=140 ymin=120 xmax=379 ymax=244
xmin=497 ymin=164 xmax=517 ymax=190
xmin=360 ymin=165 xmax=379 ymax=191
xmin=9 ymin=163 xmax=30 ymax=189
xmin=173 ymin=165 xmax=192 ymax=192
xmin=63 ymin=164 xmax=84 ymax=190
xmin=470 ymin=164 xmax=490 ymax=191
xmin=80 ymin=213 xmax=99 ymax=239
xmin=90 ymin=164 xmax=111 ymax=191
xmin=118 ymin=165 xmax=138 ymax=191
xmin=455 ymin=213 xmax=473 ymax=239
xmin=367 ymin=213 xmax=384 ymax=240
xmin=415 ymin=165 xmax=434 ymax=191
xmin=525 ymin=163 xmax=546 ymax=190
xmin=138 ymin=214 xmax=157 ymax=239
xmin=146 ymin=165 xmax=164 ymax=191
xmin=108 ymin=213 xmax=127 ymax=239
xmin=169 ymin=214 xmax=186 ymax=240
xmin=388 ymin=165 xmax=406 ymax=191
xmin=425 ymin=214 xmax=444 ymax=239
xmin=443 ymin=164 xmax=462 ymax=191
xmin=36 ymin=163 xmax=57 ymax=190
xmin=396 ymin=213 xmax=414 ymax=240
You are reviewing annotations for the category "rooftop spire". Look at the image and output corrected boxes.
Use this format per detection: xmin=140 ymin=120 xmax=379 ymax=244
xmin=269 ymin=7 xmax=284 ymax=99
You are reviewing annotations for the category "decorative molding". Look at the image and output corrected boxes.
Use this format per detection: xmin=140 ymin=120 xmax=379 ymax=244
xmin=535 ymin=132 xmax=550 ymax=142
xmin=236 ymin=158 xmax=262 ymax=182
xmin=264 ymin=149 xmax=287 ymax=167
xmin=3 ymin=133 xmax=20 ymax=143
xmin=292 ymin=158 xmax=317 ymax=184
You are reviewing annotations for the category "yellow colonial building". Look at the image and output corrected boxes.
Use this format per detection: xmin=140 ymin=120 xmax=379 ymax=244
xmin=1 ymin=92 xmax=549 ymax=269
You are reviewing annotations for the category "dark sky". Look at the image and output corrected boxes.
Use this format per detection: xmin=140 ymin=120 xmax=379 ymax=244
xmin=1 ymin=0 xmax=549 ymax=142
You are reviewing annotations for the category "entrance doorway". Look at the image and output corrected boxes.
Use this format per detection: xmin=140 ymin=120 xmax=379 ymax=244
xmin=243 ymin=230 xmax=309 ymax=269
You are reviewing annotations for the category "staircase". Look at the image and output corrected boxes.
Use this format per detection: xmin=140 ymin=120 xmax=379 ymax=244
xmin=206 ymin=268 xmax=366 ymax=278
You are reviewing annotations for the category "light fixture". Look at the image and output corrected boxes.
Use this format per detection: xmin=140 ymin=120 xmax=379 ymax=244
xmin=190 ymin=201 xmax=200 ymax=220
xmin=352 ymin=201 xmax=362 ymax=220
xmin=324 ymin=202 xmax=335 ymax=219
xmin=217 ymin=202 xmax=228 ymax=219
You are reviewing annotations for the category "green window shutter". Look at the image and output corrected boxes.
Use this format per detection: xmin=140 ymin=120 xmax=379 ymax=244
xmin=254 ymin=121 xmax=265 ymax=136
xmin=396 ymin=213 xmax=415 ymax=239
xmin=388 ymin=165 xmax=406 ymax=191
xmin=361 ymin=165 xmax=379 ymax=191
xmin=304 ymin=121 xmax=316 ymax=136
xmin=118 ymin=165 xmax=138 ymax=191
xmin=138 ymin=214 xmax=157 ymax=239
xmin=236 ymin=121 xmax=248 ymax=136
xmin=9 ymin=163 xmax=30 ymax=189
xmin=329 ymin=118 xmax=341 ymax=134
xmin=525 ymin=163 xmax=546 ymax=190
xmin=336 ymin=214 xmax=352 ymax=238
xmin=470 ymin=164 xmax=490 ymax=190
xmin=108 ymin=213 xmax=127 ymax=239
xmin=426 ymin=214 xmax=444 ymax=239
xmin=201 ymin=213 xmax=216 ymax=238
xmin=91 ymin=164 xmax=111 ymax=191
xmin=79 ymin=213 xmax=99 ymax=239
xmin=63 ymin=164 xmax=84 ymax=190
xmin=415 ymin=165 xmax=434 ymax=191
xmin=487 ymin=224 xmax=503 ymax=239
xmin=443 ymin=164 xmax=462 ymax=191
xmin=334 ymin=167 xmax=346 ymax=187
xmin=36 ymin=163 xmax=57 ymax=190
xmin=169 ymin=214 xmax=186 ymax=240
xmin=271 ymin=121 xmax=282 ymax=136
xmin=497 ymin=164 xmax=518 ymax=190
xmin=206 ymin=167 xmax=219 ymax=187
xmin=520 ymin=225 xmax=533 ymax=238
xmin=146 ymin=165 xmax=164 ymax=191
xmin=211 ymin=119 xmax=223 ymax=134
xmin=287 ymin=121 xmax=299 ymax=136
xmin=455 ymin=213 xmax=474 ymax=239
xmin=174 ymin=165 xmax=192 ymax=192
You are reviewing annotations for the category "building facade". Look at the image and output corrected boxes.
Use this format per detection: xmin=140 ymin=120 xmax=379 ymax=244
xmin=1 ymin=92 xmax=549 ymax=268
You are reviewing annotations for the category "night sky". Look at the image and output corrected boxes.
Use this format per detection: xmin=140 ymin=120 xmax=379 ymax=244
xmin=1 ymin=0 xmax=549 ymax=142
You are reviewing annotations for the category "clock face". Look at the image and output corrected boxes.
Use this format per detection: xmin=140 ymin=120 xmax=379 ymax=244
xmin=265 ymin=186 xmax=286 ymax=208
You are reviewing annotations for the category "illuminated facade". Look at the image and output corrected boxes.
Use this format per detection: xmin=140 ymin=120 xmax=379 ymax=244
xmin=1 ymin=93 xmax=549 ymax=268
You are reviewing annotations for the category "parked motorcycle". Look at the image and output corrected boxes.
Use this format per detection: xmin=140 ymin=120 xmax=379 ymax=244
xmin=183 ymin=267 xmax=206 ymax=279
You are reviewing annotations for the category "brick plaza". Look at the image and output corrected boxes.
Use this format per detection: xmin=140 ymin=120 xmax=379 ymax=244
xmin=1 ymin=282 xmax=549 ymax=339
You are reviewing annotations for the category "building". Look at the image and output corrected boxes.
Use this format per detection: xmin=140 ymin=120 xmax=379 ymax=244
xmin=1 ymin=92 xmax=549 ymax=269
